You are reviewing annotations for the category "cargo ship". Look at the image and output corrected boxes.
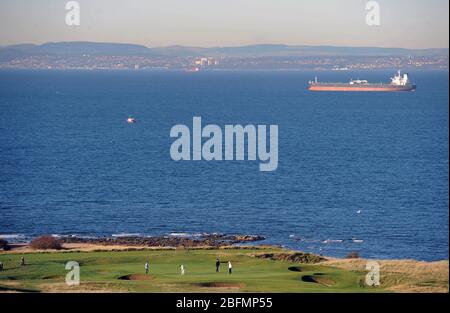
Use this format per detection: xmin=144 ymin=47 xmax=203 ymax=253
xmin=308 ymin=70 xmax=416 ymax=92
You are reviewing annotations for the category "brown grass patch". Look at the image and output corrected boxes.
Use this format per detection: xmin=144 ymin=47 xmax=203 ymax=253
xmin=0 ymin=281 xmax=38 ymax=293
xmin=38 ymin=282 xmax=126 ymax=293
xmin=323 ymin=258 xmax=449 ymax=293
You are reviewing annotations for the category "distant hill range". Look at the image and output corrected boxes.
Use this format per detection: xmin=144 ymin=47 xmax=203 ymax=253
xmin=0 ymin=41 xmax=448 ymax=59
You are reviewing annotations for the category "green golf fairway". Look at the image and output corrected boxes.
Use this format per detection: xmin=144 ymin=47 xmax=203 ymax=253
xmin=0 ymin=248 xmax=381 ymax=292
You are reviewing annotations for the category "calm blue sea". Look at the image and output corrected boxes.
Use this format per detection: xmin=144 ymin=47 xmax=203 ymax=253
xmin=0 ymin=69 xmax=448 ymax=260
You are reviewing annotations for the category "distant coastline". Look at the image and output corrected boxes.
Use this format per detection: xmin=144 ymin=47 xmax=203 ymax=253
xmin=0 ymin=41 xmax=448 ymax=71
xmin=0 ymin=67 xmax=449 ymax=72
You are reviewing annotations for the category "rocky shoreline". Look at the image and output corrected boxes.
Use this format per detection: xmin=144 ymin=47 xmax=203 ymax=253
xmin=58 ymin=234 xmax=266 ymax=248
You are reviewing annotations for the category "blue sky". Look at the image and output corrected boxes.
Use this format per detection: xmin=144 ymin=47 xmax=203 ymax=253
xmin=0 ymin=0 xmax=448 ymax=48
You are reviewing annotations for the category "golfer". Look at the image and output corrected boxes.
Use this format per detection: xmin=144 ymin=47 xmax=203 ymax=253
xmin=215 ymin=258 xmax=220 ymax=272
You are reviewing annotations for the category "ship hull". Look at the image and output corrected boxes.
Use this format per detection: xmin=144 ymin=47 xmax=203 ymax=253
xmin=308 ymin=84 xmax=416 ymax=92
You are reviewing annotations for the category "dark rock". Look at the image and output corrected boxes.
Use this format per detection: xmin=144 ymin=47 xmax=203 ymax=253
xmin=254 ymin=252 xmax=326 ymax=264
xmin=58 ymin=233 xmax=265 ymax=248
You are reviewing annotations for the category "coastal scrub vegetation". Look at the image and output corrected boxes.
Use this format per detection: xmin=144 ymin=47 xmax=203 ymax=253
xmin=346 ymin=251 xmax=360 ymax=259
xmin=30 ymin=236 xmax=62 ymax=250
xmin=0 ymin=239 xmax=9 ymax=251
